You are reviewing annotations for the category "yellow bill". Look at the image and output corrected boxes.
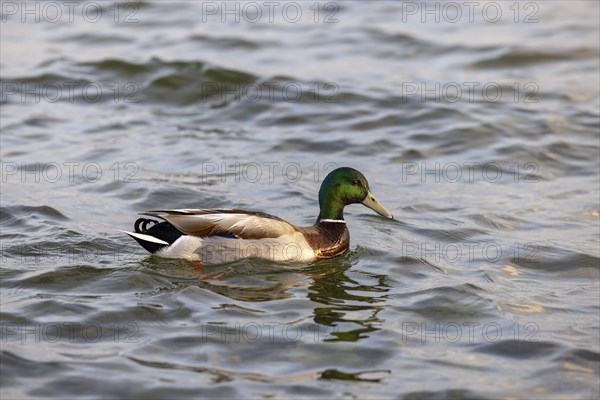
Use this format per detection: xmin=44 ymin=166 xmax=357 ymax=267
xmin=362 ymin=191 xmax=393 ymax=219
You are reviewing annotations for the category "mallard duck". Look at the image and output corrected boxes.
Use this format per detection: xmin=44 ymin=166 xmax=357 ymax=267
xmin=123 ymin=167 xmax=393 ymax=263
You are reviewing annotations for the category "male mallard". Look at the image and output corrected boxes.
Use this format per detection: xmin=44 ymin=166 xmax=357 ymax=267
xmin=123 ymin=167 xmax=393 ymax=263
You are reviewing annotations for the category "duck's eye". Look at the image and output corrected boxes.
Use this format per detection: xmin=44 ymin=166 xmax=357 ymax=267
xmin=351 ymin=179 xmax=359 ymax=185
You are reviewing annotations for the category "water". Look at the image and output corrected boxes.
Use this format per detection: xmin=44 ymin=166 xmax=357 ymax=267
xmin=1 ymin=1 xmax=599 ymax=398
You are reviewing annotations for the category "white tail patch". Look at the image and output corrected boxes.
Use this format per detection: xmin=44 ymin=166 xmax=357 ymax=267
xmin=120 ymin=230 xmax=169 ymax=245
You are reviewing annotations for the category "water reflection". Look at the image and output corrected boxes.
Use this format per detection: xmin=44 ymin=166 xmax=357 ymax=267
xmin=305 ymin=262 xmax=390 ymax=342
xmin=143 ymin=256 xmax=390 ymax=343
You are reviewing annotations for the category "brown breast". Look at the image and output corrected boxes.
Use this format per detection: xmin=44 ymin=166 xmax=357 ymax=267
xmin=298 ymin=221 xmax=350 ymax=259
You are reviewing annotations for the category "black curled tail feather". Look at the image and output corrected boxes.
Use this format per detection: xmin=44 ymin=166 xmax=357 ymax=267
xmin=131 ymin=218 xmax=184 ymax=254
xmin=135 ymin=218 xmax=158 ymax=233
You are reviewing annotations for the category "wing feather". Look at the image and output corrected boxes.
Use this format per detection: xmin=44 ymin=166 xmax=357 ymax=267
xmin=142 ymin=209 xmax=298 ymax=239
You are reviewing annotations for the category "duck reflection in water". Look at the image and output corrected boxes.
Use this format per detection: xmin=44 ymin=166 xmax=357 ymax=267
xmin=143 ymin=256 xmax=390 ymax=343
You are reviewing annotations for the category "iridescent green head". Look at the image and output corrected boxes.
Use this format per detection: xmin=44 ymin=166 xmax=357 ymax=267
xmin=317 ymin=167 xmax=393 ymax=222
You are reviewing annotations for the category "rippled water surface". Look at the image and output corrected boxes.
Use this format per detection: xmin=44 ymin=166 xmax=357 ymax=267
xmin=1 ymin=1 xmax=599 ymax=399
